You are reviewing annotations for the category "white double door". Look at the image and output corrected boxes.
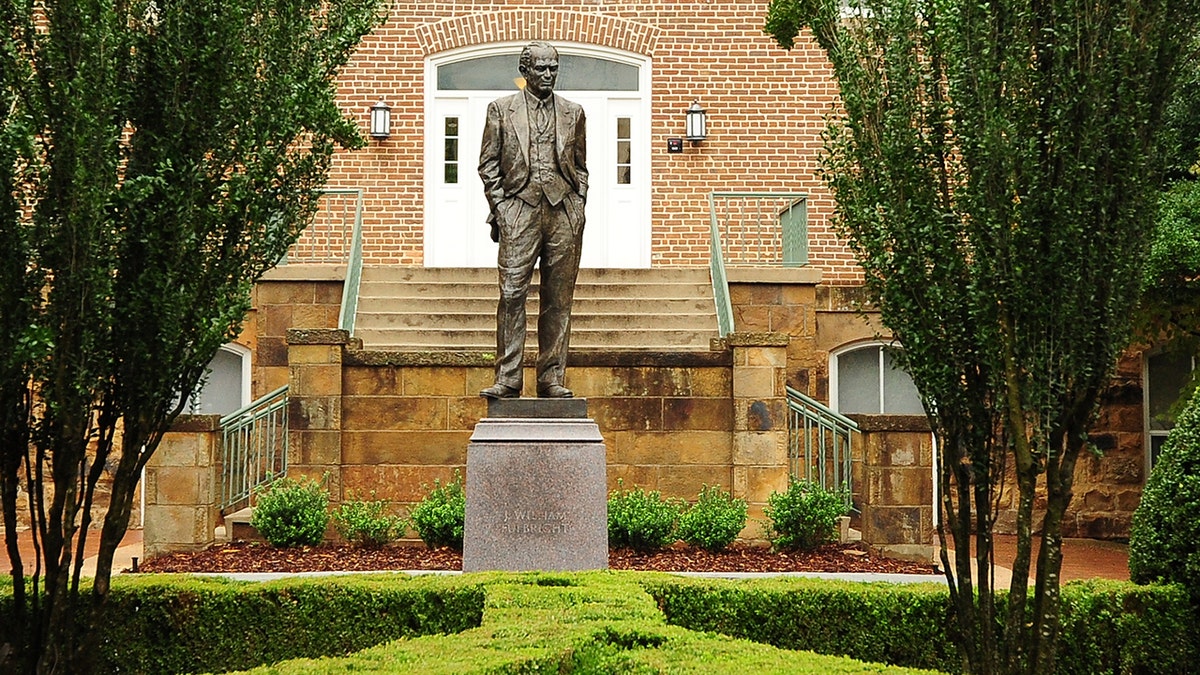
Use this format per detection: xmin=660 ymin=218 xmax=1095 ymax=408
xmin=425 ymin=93 xmax=649 ymax=268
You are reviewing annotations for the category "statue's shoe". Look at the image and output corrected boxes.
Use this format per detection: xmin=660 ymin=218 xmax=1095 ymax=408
xmin=479 ymin=383 xmax=521 ymax=399
xmin=537 ymin=384 xmax=573 ymax=398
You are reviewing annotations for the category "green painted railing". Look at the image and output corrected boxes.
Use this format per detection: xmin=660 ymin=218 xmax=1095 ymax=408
xmin=329 ymin=188 xmax=365 ymax=333
xmin=708 ymin=192 xmax=809 ymax=337
xmin=276 ymin=188 xmax=365 ymax=332
xmin=786 ymin=385 xmax=858 ymax=510
xmin=219 ymin=385 xmax=288 ymax=512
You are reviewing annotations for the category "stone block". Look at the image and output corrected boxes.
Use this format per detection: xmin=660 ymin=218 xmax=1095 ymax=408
xmin=733 ymin=305 xmax=771 ymax=332
xmin=737 ymin=399 xmax=786 ymax=432
xmin=288 ymin=344 xmax=341 ymax=365
xmin=402 ymin=367 xmax=468 ymax=397
xmin=624 ymin=431 xmax=732 ymax=465
xmin=781 ymin=284 xmax=818 ymax=307
xmin=449 ymin=396 xmax=488 ymax=430
xmin=344 ymin=367 xmax=399 ymax=396
xmin=733 ymin=431 xmax=787 ymax=466
xmin=606 ymin=464 xmax=659 ymax=492
xmin=257 ymin=337 xmax=289 ymax=367
xmin=152 ymin=467 xmax=202 ymax=504
xmin=143 ymin=506 xmax=213 ymax=558
xmin=292 ymin=364 xmax=342 ymax=398
xmin=742 ymin=466 xmax=789 ymax=505
xmin=655 ymin=465 xmax=731 ymax=499
xmin=293 ymin=304 xmax=337 ymax=330
xmin=769 ymin=304 xmax=811 ymax=335
xmin=153 ymin=434 xmax=201 ymax=467
xmin=663 ymin=398 xmax=732 ymax=431
xmin=300 ymin=430 xmax=342 ymax=466
xmin=261 ymin=305 xmax=296 ymax=337
xmin=862 ymin=506 xmax=929 ymax=546
xmin=341 ymin=464 xmax=463 ymax=503
xmin=289 ymin=396 xmax=341 ymax=431
xmin=342 ymin=396 xmax=447 ymax=431
xmin=591 ymin=397 xmax=663 ymax=431
xmin=733 ymin=366 xmax=777 ymax=399
xmin=465 ymin=367 xmax=498 ymax=394
xmin=258 ymin=366 xmax=289 ymax=393
xmin=255 ymin=280 xmax=315 ymax=306
xmin=744 ymin=346 xmax=788 ymax=368
xmin=343 ymin=430 xmax=469 ymax=465
xmin=865 ymin=466 xmax=930 ymax=507
xmin=464 ymin=440 xmax=608 ymax=572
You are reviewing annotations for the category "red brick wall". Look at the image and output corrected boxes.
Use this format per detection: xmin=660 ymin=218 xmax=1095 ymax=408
xmin=324 ymin=2 xmax=862 ymax=283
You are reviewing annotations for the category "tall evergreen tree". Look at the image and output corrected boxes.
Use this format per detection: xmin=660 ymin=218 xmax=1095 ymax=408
xmin=0 ymin=0 xmax=383 ymax=671
xmin=766 ymin=0 xmax=1197 ymax=672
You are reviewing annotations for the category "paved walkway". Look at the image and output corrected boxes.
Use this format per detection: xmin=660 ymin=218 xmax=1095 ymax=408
xmin=4 ymin=528 xmax=143 ymax=578
xmin=3 ymin=528 xmax=1129 ymax=583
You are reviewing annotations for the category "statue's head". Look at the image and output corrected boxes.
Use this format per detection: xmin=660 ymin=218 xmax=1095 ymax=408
xmin=519 ymin=41 xmax=559 ymax=99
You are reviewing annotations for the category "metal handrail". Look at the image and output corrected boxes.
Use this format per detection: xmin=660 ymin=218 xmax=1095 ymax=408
xmin=707 ymin=192 xmax=810 ymax=337
xmin=786 ymin=385 xmax=858 ymax=510
xmin=219 ymin=385 xmax=289 ymax=512
xmin=707 ymin=192 xmax=735 ymax=337
xmin=327 ymin=188 xmax=365 ymax=333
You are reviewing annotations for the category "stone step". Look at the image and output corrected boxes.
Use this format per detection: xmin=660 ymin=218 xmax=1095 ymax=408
xmin=356 ymin=296 xmax=716 ymax=314
xmin=223 ymin=507 xmax=265 ymax=544
xmin=361 ymin=265 xmax=712 ymax=284
xmin=356 ymin=310 xmax=715 ymax=331
xmin=358 ymin=281 xmax=715 ymax=300
xmin=354 ymin=327 xmax=717 ymax=350
xmin=352 ymin=266 xmax=718 ymax=351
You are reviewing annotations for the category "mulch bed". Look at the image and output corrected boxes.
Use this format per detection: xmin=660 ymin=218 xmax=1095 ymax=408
xmin=135 ymin=541 xmax=939 ymax=575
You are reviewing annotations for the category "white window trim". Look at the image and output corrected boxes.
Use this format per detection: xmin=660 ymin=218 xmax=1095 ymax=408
xmin=188 ymin=342 xmax=252 ymax=415
xmin=1143 ymin=346 xmax=1196 ymax=477
xmin=829 ymin=339 xmax=910 ymax=415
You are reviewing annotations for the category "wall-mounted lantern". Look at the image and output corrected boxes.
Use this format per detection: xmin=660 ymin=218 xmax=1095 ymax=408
xmin=684 ymin=100 xmax=707 ymax=144
xmin=369 ymin=101 xmax=391 ymax=140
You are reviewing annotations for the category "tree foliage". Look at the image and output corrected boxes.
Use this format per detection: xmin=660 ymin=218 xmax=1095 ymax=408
xmin=765 ymin=0 xmax=1197 ymax=673
xmin=0 ymin=0 xmax=383 ymax=671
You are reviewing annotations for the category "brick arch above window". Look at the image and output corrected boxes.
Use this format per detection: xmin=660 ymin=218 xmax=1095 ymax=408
xmin=414 ymin=10 xmax=660 ymax=57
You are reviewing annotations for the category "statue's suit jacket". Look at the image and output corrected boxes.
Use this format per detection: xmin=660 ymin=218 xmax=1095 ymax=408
xmin=478 ymin=91 xmax=588 ymax=241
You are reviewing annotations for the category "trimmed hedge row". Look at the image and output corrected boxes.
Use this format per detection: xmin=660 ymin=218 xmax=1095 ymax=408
xmin=646 ymin=576 xmax=1200 ymax=675
xmin=227 ymin=572 xmax=940 ymax=674
xmin=4 ymin=573 xmax=1194 ymax=673
xmin=1 ymin=574 xmax=485 ymax=674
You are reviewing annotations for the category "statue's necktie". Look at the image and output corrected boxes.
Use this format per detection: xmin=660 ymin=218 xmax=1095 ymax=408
xmin=536 ymin=101 xmax=551 ymax=134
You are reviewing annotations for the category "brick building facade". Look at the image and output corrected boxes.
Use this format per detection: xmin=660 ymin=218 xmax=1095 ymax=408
xmin=177 ymin=0 xmax=1163 ymax=545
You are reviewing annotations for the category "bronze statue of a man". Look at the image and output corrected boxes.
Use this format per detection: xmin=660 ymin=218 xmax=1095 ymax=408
xmin=478 ymin=42 xmax=588 ymax=399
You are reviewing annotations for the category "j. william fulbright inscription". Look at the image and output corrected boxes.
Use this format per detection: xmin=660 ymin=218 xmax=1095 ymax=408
xmin=478 ymin=41 xmax=588 ymax=400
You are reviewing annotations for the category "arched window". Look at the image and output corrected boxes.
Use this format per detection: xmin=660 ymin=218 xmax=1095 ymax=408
xmin=1144 ymin=346 xmax=1197 ymax=471
xmin=187 ymin=344 xmax=251 ymax=416
xmin=830 ymin=342 xmax=923 ymax=415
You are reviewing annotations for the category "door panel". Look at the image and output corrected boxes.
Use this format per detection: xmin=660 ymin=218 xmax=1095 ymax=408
xmin=426 ymin=92 xmax=649 ymax=268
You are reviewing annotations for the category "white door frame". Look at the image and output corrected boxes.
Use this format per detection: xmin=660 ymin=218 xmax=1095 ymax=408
xmin=423 ymin=42 xmax=652 ymax=268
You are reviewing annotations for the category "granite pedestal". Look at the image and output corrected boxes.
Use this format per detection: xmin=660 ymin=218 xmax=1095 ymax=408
xmin=462 ymin=398 xmax=608 ymax=572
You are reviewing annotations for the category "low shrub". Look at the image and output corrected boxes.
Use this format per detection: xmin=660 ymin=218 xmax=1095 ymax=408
xmin=251 ymin=476 xmax=330 ymax=547
xmin=409 ymin=473 xmax=466 ymax=550
xmin=1129 ymin=385 xmax=1200 ymax=600
xmin=607 ymin=483 xmax=684 ymax=553
xmin=677 ymin=484 xmax=747 ymax=552
xmin=332 ymin=494 xmax=406 ymax=547
xmin=763 ymin=479 xmax=847 ymax=551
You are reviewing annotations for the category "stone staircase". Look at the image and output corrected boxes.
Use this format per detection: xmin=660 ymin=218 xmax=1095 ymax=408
xmin=353 ymin=266 xmax=719 ymax=351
